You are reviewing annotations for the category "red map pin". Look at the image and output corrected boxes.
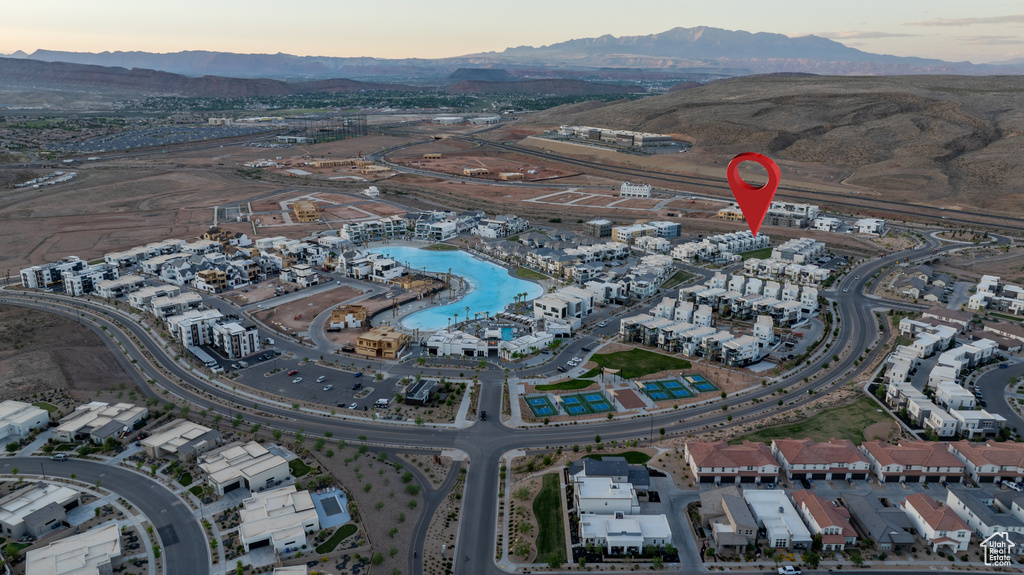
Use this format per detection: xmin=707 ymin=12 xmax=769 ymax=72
xmin=726 ymin=152 xmax=780 ymax=237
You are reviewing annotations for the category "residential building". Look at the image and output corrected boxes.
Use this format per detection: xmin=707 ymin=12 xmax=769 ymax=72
xmin=855 ymin=218 xmax=886 ymax=235
xmin=698 ymin=486 xmax=757 ymax=554
xmin=903 ymin=492 xmax=971 ymax=553
xmin=212 ymin=320 xmax=261 ymax=360
xmin=619 ymin=182 xmax=652 ymax=198
xmin=63 ymin=263 xmax=120 ymax=296
xmin=744 ymin=489 xmax=813 ymax=550
xmin=238 ymin=486 xmax=320 ymax=553
xmin=141 ymin=419 xmax=222 ymax=462
xmin=791 ymin=489 xmax=857 ymax=551
xmin=498 ymin=332 xmax=554 ymax=362
xmin=949 ymin=409 xmax=1007 ymax=439
xmin=860 ymin=440 xmax=966 ymax=484
xmin=94 ymin=274 xmax=146 ymax=298
xmin=934 ymin=382 xmax=976 ymax=411
xmin=328 ymin=305 xmax=367 ymax=330
xmin=199 ymin=441 xmax=290 ymax=495
xmin=292 ymin=200 xmax=319 ymax=223
xmin=573 ymin=477 xmax=640 ymax=515
xmin=812 ymin=217 xmax=841 ymax=232
xmin=26 ymin=522 xmax=120 ymax=575
xmin=166 ymin=309 xmax=224 ymax=347
xmin=611 ymin=224 xmax=654 ymax=244
xmin=20 ymin=256 xmax=87 ymax=290
xmin=948 ymin=441 xmax=1024 ymax=484
xmin=771 ymin=438 xmax=870 ymax=481
xmin=0 ymin=401 xmax=50 ymax=439
xmin=53 ymin=402 xmax=148 ymax=443
xmin=945 ymin=486 xmax=1024 ymax=549
xmin=684 ymin=441 xmax=780 ymax=485
xmin=0 ymin=481 xmax=80 ymax=538
xmin=579 ymin=514 xmax=672 ymax=555
xmin=584 ymin=219 xmax=613 ymax=239
xmin=568 ymin=457 xmax=650 ymax=496
xmin=356 ymin=326 xmax=408 ymax=359
xmin=842 ymin=493 xmax=915 ymax=552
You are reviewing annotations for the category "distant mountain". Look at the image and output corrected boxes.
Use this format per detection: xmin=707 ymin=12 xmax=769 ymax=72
xmin=447 ymin=68 xmax=515 ymax=83
xmin=9 ymin=26 xmax=1023 ymax=80
xmin=445 ymin=79 xmax=644 ymax=96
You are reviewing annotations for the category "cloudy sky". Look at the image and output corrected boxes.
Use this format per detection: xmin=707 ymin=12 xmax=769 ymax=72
xmin=3 ymin=0 xmax=1024 ymax=63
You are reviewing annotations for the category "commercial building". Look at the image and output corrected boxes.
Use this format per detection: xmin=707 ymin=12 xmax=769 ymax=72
xmin=238 ymin=486 xmax=320 ymax=553
xmin=356 ymin=326 xmax=408 ymax=359
xmin=0 ymin=482 xmax=80 ymax=538
xmin=199 ymin=441 xmax=291 ymax=496
xmin=141 ymin=419 xmax=222 ymax=462
xmin=0 ymin=401 xmax=50 ymax=439
xmin=791 ymin=489 xmax=857 ymax=551
xmin=579 ymin=514 xmax=672 ymax=555
xmin=902 ymin=493 xmax=971 ymax=553
xmin=53 ymin=402 xmax=148 ymax=443
xmin=684 ymin=441 xmax=780 ymax=484
xmin=26 ymin=522 xmax=120 ymax=575
xmin=743 ymin=489 xmax=813 ymax=550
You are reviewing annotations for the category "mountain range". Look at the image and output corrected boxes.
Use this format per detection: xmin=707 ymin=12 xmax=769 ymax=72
xmin=6 ymin=26 xmax=1022 ymax=80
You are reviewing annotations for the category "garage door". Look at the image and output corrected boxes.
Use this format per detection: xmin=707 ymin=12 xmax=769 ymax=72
xmin=924 ymin=475 xmax=940 ymax=483
xmin=762 ymin=476 xmax=777 ymax=484
xmin=248 ymin=538 xmax=270 ymax=550
xmin=850 ymin=473 xmax=867 ymax=480
xmin=224 ymin=480 xmax=243 ymax=493
xmin=979 ymin=476 xmax=995 ymax=483
xmin=739 ymin=476 xmax=756 ymax=484
xmin=700 ymin=476 xmax=716 ymax=483
xmin=811 ymin=473 xmax=827 ymax=480
xmin=790 ymin=473 xmax=807 ymax=480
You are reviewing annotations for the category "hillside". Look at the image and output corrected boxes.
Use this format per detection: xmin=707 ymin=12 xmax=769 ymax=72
xmin=527 ymin=74 xmax=1024 ymax=213
xmin=444 ymin=79 xmax=643 ymax=96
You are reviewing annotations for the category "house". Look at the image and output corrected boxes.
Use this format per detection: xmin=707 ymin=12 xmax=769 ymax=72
xmin=698 ymin=486 xmax=757 ymax=554
xmin=791 ymin=489 xmax=857 ymax=551
xmin=947 ymin=440 xmax=1024 ymax=484
xmin=842 ymin=493 xmax=915 ymax=552
xmin=238 ymin=486 xmax=320 ymax=553
xmin=573 ymin=476 xmax=640 ymax=516
xmin=53 ymin=402 xmax=148 ymax=443
xmin=579 ymin=514 xmax=672 ymax=555
xmin=25 ymin=522 xmax=120 ymax=575
xmin=945 ymin=486 xmax=1024 ymax=551
xmin=902 ymin=492 xmax=971 ymax=553
xmin=934 ymin=382 xmax=976 ymax=411
xmin=0 ymin=481 xmax=80 ymax=538
xmin=0 ymin=401 xmax=50 ymax=439
xmin=568 ymin=457 xmax=650 ymax=497
xmin=199 ymin=441 xmax=291 ymax=495
xmin=356 ymin=326 xmax=408 ymax=359
xmin=949 ymin=409 xmax=1007 ymax=439
xmin=141 ymin=419 xmax=222 ymax=462
xmin=744 ymin=489 xmax=813 ymax=550
xmin=771 ymin=438 xmax=870 ymax=481
xmin=684 ymin=441 xmax=780 ymax=485
xmin=860 ymin=440 xmax=966 ymax=484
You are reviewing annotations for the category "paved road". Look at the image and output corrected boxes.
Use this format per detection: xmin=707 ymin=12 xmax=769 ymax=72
xmin=1 ymin=230 xmax=1009 ymax=575
xmin=3 ymin=457 xmax=207 ymax=575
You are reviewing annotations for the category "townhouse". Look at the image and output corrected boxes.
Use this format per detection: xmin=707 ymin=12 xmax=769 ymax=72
xmin=684 ymin=441 xmax=780 ymax=485
xmin=771 ymin=438 xmax=871 ymax=481
xmin=699 ymin=486 xmax=757 ymax=555
xmin=860 ymin=440 xmax=966 ymax=484
xmin=902 ymin=493 xmax=971 ymax=553
xmin=791 ymin=489 xmax=857 ymax=551
xmin=945 ymin=486 xmax=1024 ymax=550
xmin=947 ymin=440 xmax=1024 ymax=484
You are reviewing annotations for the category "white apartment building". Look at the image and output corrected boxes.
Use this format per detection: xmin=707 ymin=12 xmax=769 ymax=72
xmin=20 ymin=256 xmax=87 ymax=290
xmin=212 ymin=321 xmax=261 ymax=359
xmin=95 ymin=274 xmax=146 ymax=298
xmin=619 ymin=182 xmax=652 ymax=198
xmin=166 ymin=309 xmax=224 ymax=347
xmin=855 ymin=218 xmax=886 ymax=235
xmin=63 ymin=263 xmax=120 ymax=296
xmin=903 ymin=493 xmax=971 ymax=553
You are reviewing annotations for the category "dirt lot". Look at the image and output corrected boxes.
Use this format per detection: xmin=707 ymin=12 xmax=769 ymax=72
xmin=252 ymin=285 xmax=361 ymax=335
xmin=0 ymin=305 xmax=138 ymax=404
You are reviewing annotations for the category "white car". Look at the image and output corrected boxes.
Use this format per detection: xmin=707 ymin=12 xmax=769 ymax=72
xmin=598 ymin=321 xmax=608 ymax=328
xmin=323 ymin=384 xmax=333 ymax=391
xmin=349 ymin=402 xmax=358 ymax=410
xmin=316 ymin=376 xmax=327 ymax=383
xmin=292 ymin=377 xmax=303 ymax=384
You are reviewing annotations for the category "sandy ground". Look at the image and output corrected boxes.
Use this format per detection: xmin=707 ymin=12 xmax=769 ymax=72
xmin=0 ymin=304 xmax=139 ymax=405
xmin=421 ymin=466 xmax=465 ymax=575
xmin=252 ymin=285 xmax=361 ymax=335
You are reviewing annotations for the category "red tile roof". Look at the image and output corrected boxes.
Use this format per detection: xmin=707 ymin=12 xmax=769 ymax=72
xmin=791 ymin=489 xmax=856 ymax=539
xmin=686 ymin=441 xmax=779 ymax=470
xmin=905 ymin=493 xmax=970 ymax=533
xmin=948 ymin=440 xmax=1024 ymax=469
xmin=861 ymin=441 xmax=965 ymax=470
xmin=774 ymin=438 xmax=869 ymax=466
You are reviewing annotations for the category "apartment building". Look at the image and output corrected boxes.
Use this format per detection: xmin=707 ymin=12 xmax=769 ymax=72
xmin=860 ymin=440 xmax=966 ymax=484
xmin=947 ymin=441 xmax=1024 ymax=484
xmin=771 ymin=438 xmax=871 ymax=481
xmin=684 ymin=441 xmax=780 ymax=484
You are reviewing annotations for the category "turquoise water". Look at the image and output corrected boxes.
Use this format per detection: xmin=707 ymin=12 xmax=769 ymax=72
xmin=368 ymin=246 xmax=543 ymax=331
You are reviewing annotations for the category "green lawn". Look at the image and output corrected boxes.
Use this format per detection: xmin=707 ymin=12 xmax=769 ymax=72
xmin=740 ymin=247 xmax=774 ymax=261
xmin=315 ymin=524 xmax=358 ymax=554
xmin=532 ymin=473 xmax=566 ymax=564
xmin=535 ymin=379 xmax=594 ymax=392
xmin=189 ymin=485 xmax=203 ymax=497
xmin=421 ymin=243 xmax=458 ymax=251
xmin=178 ymin=473 xmax=193 ymax=487
xmin=586 ymin=349 xmax=691 ymax=379
xmin=730 ymin=396 xmax=897 ymax=446
xmin=661 ymin=270 xmax=696 ymax=289
xmin=289 ymin=459 xmax=311 ymax=477
xmin=32 ymin=402 xmax=58 ymax=413
xmin=516 ymin=267 xmax=550 ymax=280
xmin=584 ymin=451 xmax=651 ymax=464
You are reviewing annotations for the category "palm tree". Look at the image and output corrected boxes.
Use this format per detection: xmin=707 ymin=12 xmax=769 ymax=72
xmin=465 ymin=306 xmax=470 ymax=327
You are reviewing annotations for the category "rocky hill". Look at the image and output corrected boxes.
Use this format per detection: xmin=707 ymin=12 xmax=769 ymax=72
xmin=528 ymin=74 xmax=1024 ymax=213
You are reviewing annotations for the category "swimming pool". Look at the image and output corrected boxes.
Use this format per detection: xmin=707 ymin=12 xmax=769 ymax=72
xmin=368 ymin=246 xmax=543 ymax=331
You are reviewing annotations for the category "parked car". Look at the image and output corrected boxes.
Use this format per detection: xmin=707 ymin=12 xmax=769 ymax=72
xmin=51 ymin=454 xmax=68 ymax=462
xmin=480 ymin=410 xmax=487 ymax=421
xmin=352 ymin=382 xmax=362 ymax=391
xmin=323 ymin=385 xmax=333 ymax=391
xmin=287 ymin=370 xmax=299 ymax=376
xmin=582 ymin=345 xmax=593 ymax=352
xmin=598 ymin=321 xmax=608 ymax=328
xmin=349 ymin=403 xmax=358 ymax=410
xmin=353 ymin=372 xmax=363 ymax=378
xmin=292 ymin=377 xmax=303 ymax=384
xmin=557 ymin=367 xmax=567 ymax=373
xmin=316 ymin=376 xmax=327 ymax=383
xmin=778 ymin=567 xmax=801 ymax=575
xmin=1000 ymin=363 xmax=1009 ymax=368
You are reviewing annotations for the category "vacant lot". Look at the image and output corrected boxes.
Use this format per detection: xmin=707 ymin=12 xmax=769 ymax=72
xmin=729 ymin=395 xmax=897 ymax=446
xmin=252 ymin=285 xmax=362 ymax=336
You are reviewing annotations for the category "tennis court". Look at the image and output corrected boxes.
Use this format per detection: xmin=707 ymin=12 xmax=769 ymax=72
xmin=526 ymin=396 xmax=556 ymax=417
xmin=558 ymin=392 xmax=616 ymax=415
xmin=684 ymin=374 xmax=718 ymax=393
xmin=642 ymin=380 xmax=694 ymax=401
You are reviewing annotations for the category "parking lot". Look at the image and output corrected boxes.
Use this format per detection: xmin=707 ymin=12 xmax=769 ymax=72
xmin=234 ymin=358 xmax=398 ymax=414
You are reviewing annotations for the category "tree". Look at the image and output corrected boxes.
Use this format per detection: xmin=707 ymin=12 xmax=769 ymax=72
xmin=652 ymin=555 xmax=663 ymax=569
xmin=103 ymin=437 xmax=118 ymax=452
xmin=513 ymin=540 xmax=530 ymax=557
xmin=235 ymin=560 xmax=245 ymax=575
xmin=371 ymin=552 xmax=385 ymax=566
xmin=513 ymin=486 xmax=531 ymax=500
xmin=546 ymin=554 xmax=563 ymax=569
xmin=803 ymin=551 xmax=820 ymax=569
xmin=5 ymin=441 xmax=19 ymax=453
xmin=272 ymin=429 xmax=282 ymax=440
xmin=851 ymin=553 xmax=864 ymax=566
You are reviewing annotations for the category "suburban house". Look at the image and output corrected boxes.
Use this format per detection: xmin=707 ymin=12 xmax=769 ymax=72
xmin=744 ymin=489 xmax=813 ymax=550
xmin=790 ymin=489 xmax=857 ymax=551
xmin=945 ymin=486 xmax=1024 ymax=552
xmin=698 ymin=486 xmax=757 ymax=555
xmin=902 ymin=493 xmax=972 ymax=553
xmin=573 ymin=477 xmax=640 ymax=516
xmin=579 ymin=514 xmax=672 ymax=555
xmin=842 ymin=493 xmax=915 ymax=552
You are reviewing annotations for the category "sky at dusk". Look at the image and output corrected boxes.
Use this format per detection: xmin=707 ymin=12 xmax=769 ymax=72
xmin=3 ymin=0 xmax=1024 ymax=64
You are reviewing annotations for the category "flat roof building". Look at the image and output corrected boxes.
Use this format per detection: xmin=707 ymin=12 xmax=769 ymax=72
xmin=744 ymin=489 xmax=813 ymax=550
xmin=54 ymin=402 xmax=148 ymax=444
xmin=579 ymin=514 xmax=672 ymax=555
xmin=26 ymin=522 xmax=120 ymax=575
xmin=239 ymin=486 xmax=320 ymax=554
xmin=0 ymin=482 xmax=80 ymax=538
xmin=141 ymin=419 xmax=222 ymax=462
xmin=0 ymin=400 xmax=50 ymax=439
xmin=200 ymin=441 xmax=290 ymax=496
